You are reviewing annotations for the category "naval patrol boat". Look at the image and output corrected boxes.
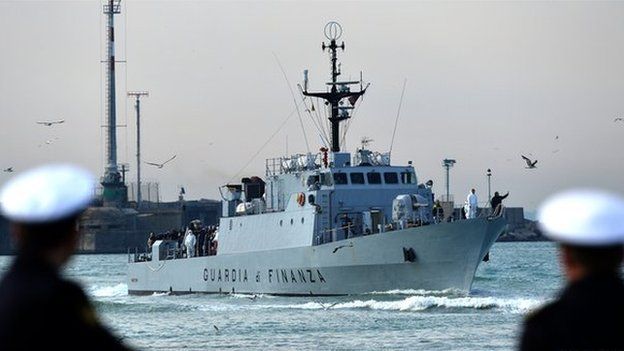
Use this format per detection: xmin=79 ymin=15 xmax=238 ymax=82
xmin=127 ymin=23 xmax=507 ymax=296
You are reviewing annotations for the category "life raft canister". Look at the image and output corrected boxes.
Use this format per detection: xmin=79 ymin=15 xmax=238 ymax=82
xmin=297 ymin=192 xmax=305 ymax=206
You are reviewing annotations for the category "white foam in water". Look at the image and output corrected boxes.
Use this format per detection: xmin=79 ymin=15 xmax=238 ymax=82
xmin=229 ymin=293 xmax=274 ymax=299
xmin=90 ymin=283 xmax=128 ymax=298
xmin=270 ymin=295 xmax=544 ymax=314
xmin=370 ymin=288 xmax=464 ymax=296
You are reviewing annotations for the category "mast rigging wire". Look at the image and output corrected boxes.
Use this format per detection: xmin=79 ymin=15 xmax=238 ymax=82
xmin=389 ymin=79 xmax=407 ymax=157
xmin=297 ymin=85 xmax=329 ymax=147
xmin=228 ymin=101 xmax=305 ymax=183
xmin=273 ymin=52 xmax=310 ymax=153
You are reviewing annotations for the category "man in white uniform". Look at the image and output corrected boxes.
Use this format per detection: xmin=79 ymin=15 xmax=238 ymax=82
xmin=467 ymin=189 xmax=478 ymax=219
xmin=184 ymin=228 xmax=196 ymax=258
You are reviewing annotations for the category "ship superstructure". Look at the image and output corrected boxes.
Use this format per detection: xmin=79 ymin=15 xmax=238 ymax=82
xmin=127 ymin=23 xmax=506 ymax=295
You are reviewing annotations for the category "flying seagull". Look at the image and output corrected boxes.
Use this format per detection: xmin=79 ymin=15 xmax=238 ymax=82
xmin=146 ymin=155 xmax=177 ymax=169
xmin=36 ymin=119 xmax=65 ymax=126
xmin=521 ymin=155 xmax=538 ymax=169
xmin=614 ymin=118 xmax=624 ymax=122
xmin=3 ymin=167 xmax=13 ymax=173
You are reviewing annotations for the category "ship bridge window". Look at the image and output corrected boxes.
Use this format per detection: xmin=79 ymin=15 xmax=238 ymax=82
xmin=306 ymin=175 xmax=320 ymax=187
xmin=384 ymin=172 xmax=399 ymax=184
xmin=350 ymin=172 xmax=365 ymax=184
xmin=320 ymin=173 xmax=333 ymax=186
xmin=367 ymin=172 xmax=381 ymax=184
xmin=401 ymin=171 xmax=416 ymax=184
xmin=333 ymin=173 xmax=347 ymax=185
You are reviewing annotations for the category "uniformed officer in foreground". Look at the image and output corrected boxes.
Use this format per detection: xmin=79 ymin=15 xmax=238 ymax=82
xmin=520 ymin=189 xmax=624 ymax=350
xmin=0 ymin=164 xmax=132 ymax=350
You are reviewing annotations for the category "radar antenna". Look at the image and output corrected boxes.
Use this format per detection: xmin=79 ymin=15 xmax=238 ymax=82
xmin=302 ymin=22 xmax=369 ymax=152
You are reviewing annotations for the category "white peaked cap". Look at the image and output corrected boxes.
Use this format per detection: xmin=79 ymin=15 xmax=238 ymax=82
xmin=537 ymin=189 xmax=624 ymax=246
xmin=0 ymin=164 xmax=95 ymax=223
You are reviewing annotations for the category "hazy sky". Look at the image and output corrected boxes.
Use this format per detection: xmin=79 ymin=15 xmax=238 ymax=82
xmin=1 ymin=1 xmax=624 ymax=213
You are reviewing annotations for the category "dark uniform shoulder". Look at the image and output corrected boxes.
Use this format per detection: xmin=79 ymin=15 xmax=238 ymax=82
xmin=0 ymin=261 xmax=132 ymax=351
xmin=520 ymin=300 xmax=562 ymax=351
xmin=524 ymin=299 xmax=560 ymax=325
xmin=521 ymin=276 xmax=624 ymax=351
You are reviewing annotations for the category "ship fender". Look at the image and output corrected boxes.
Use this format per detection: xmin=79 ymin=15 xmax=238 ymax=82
xmin=297 ymin=193 xmax=305 ymax=206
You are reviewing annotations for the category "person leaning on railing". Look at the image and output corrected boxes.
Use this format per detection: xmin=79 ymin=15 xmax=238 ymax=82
xmin=490 ymin=191 xmax=509 ymax=217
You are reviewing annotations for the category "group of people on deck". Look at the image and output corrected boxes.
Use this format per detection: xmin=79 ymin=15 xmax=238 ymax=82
xmin=147 ymin=221 xmax=219 ymax=258
xmin=463 ymin=188 xmax=509 ymax=219
xmin=431 ymin=188 xmax=508 ymax=223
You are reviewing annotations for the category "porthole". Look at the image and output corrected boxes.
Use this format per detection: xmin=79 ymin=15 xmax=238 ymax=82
xmin=279 ymin=220 xmax=283 ymax=226
xmin=290 ymin=218 xmax=294 ymax=225
xmin=301 ymin=217 xmax=305 ymax=224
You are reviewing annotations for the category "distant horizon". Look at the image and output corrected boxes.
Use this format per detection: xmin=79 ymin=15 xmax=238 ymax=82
xmin=2 ymin=1 xmax=624 ymax=213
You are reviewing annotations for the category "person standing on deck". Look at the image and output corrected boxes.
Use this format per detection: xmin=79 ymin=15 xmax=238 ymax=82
xmin=490 ymin=191 xmax=509 ymax=216
xmin=184 ymin=228 xmax=196 ymax=258
xmin=467 ymin=189 xmax=478 ymax=219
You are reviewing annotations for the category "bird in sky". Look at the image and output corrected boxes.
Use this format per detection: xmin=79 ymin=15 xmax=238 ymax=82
xmin=146 ymin=155 xmax=177 ymax=169
xmin=36 ymin=119 xmax=65 ymax=126
xmin=38 ymin=137 xmax=59 ymax=147
xmin=3 ymin=167 xmax=13 ymax=173
xmin=555 ymin=135 xmax=559 ymax=140
xmin=614 ymin=117 xmax=624 ymax=122
xmin=521 ymin=155 xmax=538 ymax=169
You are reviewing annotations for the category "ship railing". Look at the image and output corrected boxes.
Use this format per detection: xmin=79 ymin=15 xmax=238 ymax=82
xmin=265 ymin=153 xmax=322 ymax=177
xmin=450 ymin=205 xmax=505 ymax=221
xmin=314 ymin=223 xmax=364 ymax=245
xmin=313 ymin=221 xmax=397 ymax=245
xmin=265 ymin=157 xmax=284 ymax=177
xmin=128 ymin=246 xmax=152 ymax=263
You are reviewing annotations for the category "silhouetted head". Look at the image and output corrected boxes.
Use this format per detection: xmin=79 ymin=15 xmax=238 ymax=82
xmin=0 ymin=164 xmax=94 ymax=266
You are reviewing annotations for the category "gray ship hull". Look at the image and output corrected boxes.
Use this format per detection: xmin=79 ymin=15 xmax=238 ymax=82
xmin=127 ymin=216 xmax=505 ymax=295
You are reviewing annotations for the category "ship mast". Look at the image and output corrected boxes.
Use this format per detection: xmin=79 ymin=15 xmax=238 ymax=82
xmin=302 ymin=22 xmax=368 ymax=152
xmin=101 ymin=0 xmax=127 ymax=205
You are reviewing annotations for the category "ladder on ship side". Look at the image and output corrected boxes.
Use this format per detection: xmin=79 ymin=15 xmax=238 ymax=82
xmin=318 ymin=192 xmax=332 ymax=244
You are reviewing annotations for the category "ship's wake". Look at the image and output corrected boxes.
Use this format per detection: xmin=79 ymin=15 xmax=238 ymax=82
xmin=88 ymin=283 xmax=545 ymax=315
xmin=271 ymin=295 xmax=543 ymax=314
xmin=369 ymin=288 xmax=465 ymax=297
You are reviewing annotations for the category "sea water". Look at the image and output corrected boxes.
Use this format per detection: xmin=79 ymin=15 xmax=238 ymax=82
xmin=0 ymin=242 xmax=562 ymax=350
